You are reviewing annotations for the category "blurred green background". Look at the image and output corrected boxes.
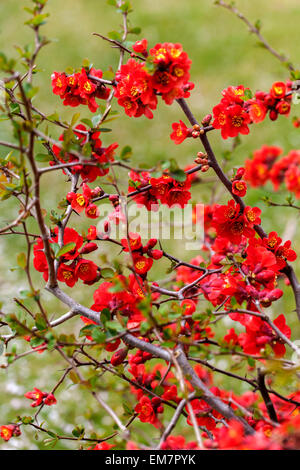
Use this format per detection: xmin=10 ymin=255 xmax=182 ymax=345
xmin=0 ymin=0 xmax=299 ymax=449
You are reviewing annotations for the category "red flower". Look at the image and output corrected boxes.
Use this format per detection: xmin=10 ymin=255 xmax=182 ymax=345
xmin=170 ymin=120 xmax=190 ymax=144
xmin=24 ymin=388 xmax=46 ymax=407
xmin=244 ymin=145 xmax=282 ymax=188
xmin=115 ymin=58 xmax=157 ymax=119
xmin=232 ymin=180 xmax=247 ymax=197
xmin=75 ymin=259 xmax=98 ymax=283
xmin=181 ymin=299 xmax=196 ymax=315
xmin=85 ymin=204 xmax=99 ymax=219
xmin=244 ymin=206 xmax=261 ymax=226
xmin=57 ymin=263 xmax=78 ymax=287
xmin=149 ymin=42 xmax=192 ymax=104
xmin=0 ymin=425 xmax=14 ymax=441
xmin=51 ymin=72 xmax=68 ymax=96
xmin=132 ymin=38 xmax=148 ymax=55
xmin=186 ymin=398 xmax=216 ymax=430
xmin=87 ymin=225 xmax=98 ymax=240
xmin=67 ymin=192 xmax=89 ymax=213
xmin=134 ymin=395 xmax=161 ymax=425
xmin=51 ymin=68 xmax=109 ymax=112
xmin=276 ymin=100 xmax=291 ymax=115
xmin=121 ymin=233 xmax=142 ymax=252
xmin=270 ymin=81 xmax=286 ymax=99
xmin=44 ymin=394 xmax=57 ymax=406
xmin=237 ymin=314 xmax=290 ymax=357
xmin=212 ymin=200 xmax=255 ymax=244
xmin=133 ymin=254 xmax=153 ymax=275
xmin=78 ymin=68 xmax=96 ymax=99
xmin=212 ymin=101 xmax=251 ymax=139
xmin=247 ymin=98 xmax=267 ymax=123
xmin=91 ymin=442 xmax=115 ymax=450
xmin=165 ymin=188 xmax=191 ymax=208
xmin=224 ymin=328 xmax=239 ymax=346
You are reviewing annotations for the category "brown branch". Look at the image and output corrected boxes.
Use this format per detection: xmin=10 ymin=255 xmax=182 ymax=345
xmin=215 ymin=0 xmax=295 ymax=71
xmin=257 ymin=368 xmax=278 ymax=423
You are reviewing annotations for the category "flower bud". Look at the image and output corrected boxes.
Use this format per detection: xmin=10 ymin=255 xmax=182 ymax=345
xmin=111 ymin=348 xmax=128 ymax=366
xmin=148 ymin=249 xmax=163 ymax=260
xmin=80 ymin=242 xmax=98 ymax=254
xmin=201 ymin=114 xmax=212 ymax=126
xmin=201 ymin=165 xmax=210 ymax=172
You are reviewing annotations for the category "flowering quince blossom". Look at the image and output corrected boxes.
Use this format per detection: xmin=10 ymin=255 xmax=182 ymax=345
xmin=51 ymin=124 xmax=118 ymax=183
xmin=51 ymin=67 xmax=110 ymax=112
xmin=212 ymin=81 xmax=292 ymax=139
xmin=128 ymin=170 xmax=192 ymax=209
xmin=33 ymin=226 xmax=100 ymax=287
xmin=113 ymin=42 xmax=194 ymax=118
xmin=24 ymin=388 xmax=57 ymax=407
xmin=0 ymin=425 xmax=21 ymax=442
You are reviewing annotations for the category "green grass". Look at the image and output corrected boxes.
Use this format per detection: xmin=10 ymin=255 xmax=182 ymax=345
xmin=0 ymin=0 xmax=300 ymax=449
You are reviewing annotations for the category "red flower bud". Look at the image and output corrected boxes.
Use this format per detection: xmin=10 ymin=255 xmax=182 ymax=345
xmin=201 ymin=114 xmax=212 ymax=126
xmin=269 ymin=109 xmax=278 ymax=121
xmin=146 ymin=238 xmax=158 ymax=249
xmin=80 ymin=242 xmax=98 ymax=254
xmin=111 ymin=348 xmax=128 ymax=366
xmin=148 ymin=249 xmax=163 ymax=260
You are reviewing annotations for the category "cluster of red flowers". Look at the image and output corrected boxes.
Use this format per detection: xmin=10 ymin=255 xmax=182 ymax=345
xmin=121 ymin=233 xmax=163 ymax=275
xmin=245 ymin=145 xmax=300 ymax=198
xmin=212 ymin=81 xmax=292 ymax=139
xmin=51 ymin=124 xmax=118 ymax=183
xmin=51 ymin=67 xmax=110 ymax=112
xmin=174 ymin=198 xmax=297 ymax=357
xmin=128 ymin=170 xmax=192 ymax=209
xmin=66 ymin=183 xmax=101 ymax=219
xmin=0 ymin=424 xmax=21 ymax=442
xmin=211 ymin=199 xmax=261 ymax=245
xmin=228 ymin=313 xmax=291 ymax=357
xmin=33 ymin=227 xmax=99 ymax=287
xmin=114 ymin=41 xmax=194 ymax=118
xmin=231 ymin=167 xmax=247 ymax=197
xmin=244 ymin=145 xmax=282 ymax=187
xmin=82 ymin=273 xmax=148 ymax=332
xmin=24 ymin=388 xmax=57 ymax=407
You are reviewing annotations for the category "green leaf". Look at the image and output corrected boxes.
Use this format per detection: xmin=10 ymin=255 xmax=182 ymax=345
xmin=120 ymin=145 xmax=132 ymax=160
xmin=108 ymin=31 xmax=122 ymax=42
xmin=17 ymin=252 xmax=27 ymax=269
xmin=129 ymin=27 xmax=141 ymax=35
xmin=30 ymin=337 xmax=45 ymax=348
xmin=170 ymin=169 xmax=186 ymax=182
xmin=243 ymin=88 xmax=253 ymax=100
xmin=100 ymin=308 xmax=111 ymax=324
xmin=35 ymin=313 xmax=47 ymax=331
xmin=254 ymin=19 xmax=262 ymax=31
xmin=55 ymin=242 xmax=76 ymax=258
xmin=71 ymin=112 xmax=81 ymax=127
xmin=91 ymin=328 xmax=106 ymax=344
xmin=105 ymin=320 xmax=123 ymax=333
xmin=25 ymin=13 xmax=49 ymax=27
xmin=98 ymin=127 xmax=112 ymax=133
xmin=101 ymin=268 xmax=115 ymax=279
xmin=21 ymin=416 xmax=34 ymax=425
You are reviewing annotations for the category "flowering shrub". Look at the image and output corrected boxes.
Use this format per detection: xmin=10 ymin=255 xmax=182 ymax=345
xmin=0 ymin=0 xmax=300 ymax=452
